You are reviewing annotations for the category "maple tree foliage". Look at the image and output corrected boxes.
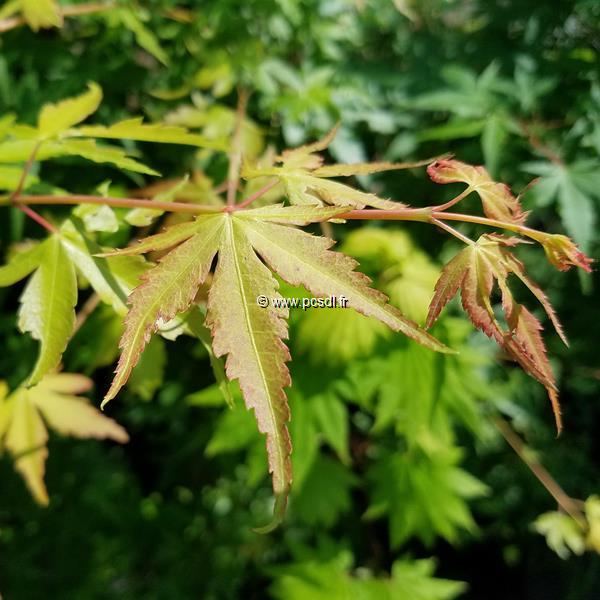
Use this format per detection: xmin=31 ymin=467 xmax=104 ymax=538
xmin=0 ymin=83 xmax=592 ymax=528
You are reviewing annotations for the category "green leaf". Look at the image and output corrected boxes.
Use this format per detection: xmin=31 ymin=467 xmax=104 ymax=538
xmin=38 ymin=83 xmax=102 ymax=138
xmin=0 ymin=242 xmax=43 ymax=286
xmin=76 ymin=117 xmax=225 ymax=150
xmin=292 ymin=456 xmax=357 ymax=527
xmin=269 ymin=554 xmax=465 ymax=600
xmin=367 ymin=445 xmax=487 ymax=547
xmin=60 ymin=220 xmax=146 ymax=315
xmin=20 ymin=0 xmax=62 ymax=31
xmin=534 ymin=511 xmax=586 ymax=559
xmin=187 ymin=310 xmax=234 ymax=408
xmin=117 ymin=9 xmax=170 ymax=66
xmin=125 ymin=175 xmax=190 ymax=227
xmin=18 ymin=236 xmax=77 ymax=385
xmin=103 ymin=214 xmax=224 ymax=405
xmin=127 ymin=337 xmax=166 ymax=401
xmin=56 ymin=139 xmax=159 ymax=175
xmin=309 ymin=393 xmax=349 ymax=464
xmin=0 ymin=165 xmax=38 ymax=191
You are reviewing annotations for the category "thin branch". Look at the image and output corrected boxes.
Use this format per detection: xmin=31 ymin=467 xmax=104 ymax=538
xmin=5 ymin=194 xmax=224 ymax=214
xmin=519 ymin=120 xmax=564 ymax=166
xmin=431 ymin=217 xmax=475 ymax=245
xmin=226 ymin=89 xmax=250 ymax=206
xmin=235 ymin=179 xmax=279 ymax=209
xmin=73 ymin=293 xmax=101 ymax=336
xmin=9 ymin=141 xmax=41 ymax=202
xmin=493 ymin=416 xmax=585 ymax=525
xmin=9 ymin=141 xmax=58 ymax=234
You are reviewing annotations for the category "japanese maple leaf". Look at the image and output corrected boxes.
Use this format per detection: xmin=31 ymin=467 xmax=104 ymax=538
xmin=426 ymin=234 xmax=567 ymax=431
xmin=101 ymin=204 xmax=452 ymax=528
xmin=242 ymin=124 xmax=433 ymax=209
xmin=0 ymin=373 xmax=128 ymax=504
xmin=428 ymin=158 xmax=528 ymax=224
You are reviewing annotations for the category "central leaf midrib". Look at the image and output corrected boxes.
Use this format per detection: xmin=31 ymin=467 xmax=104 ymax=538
xmin=227 ymin=218 xmax=284 ymax=488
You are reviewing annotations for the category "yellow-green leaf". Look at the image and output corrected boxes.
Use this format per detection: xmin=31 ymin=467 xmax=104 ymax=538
xmin=32 ymin=377 xmax=129 ymax=442
xmin=18 ymin=236 xmax=77 ymax=385
xmin=21 ymin=0 xmax=62 ymax=31
xmin=38 ymin=83 xmax=102 ymax=137
xmin=0 ymin=373 xmax=128 ymax=505
xmin=4 ymin=390 xmax=49 ymax=504
xmin=76 ymin=117 xmax=225 ymax=150
xmin=0 ymin=242 xmax=43 ymax=286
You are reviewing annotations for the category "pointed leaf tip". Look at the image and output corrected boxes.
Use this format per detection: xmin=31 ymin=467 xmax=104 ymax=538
xmin=252 ymin=491 xmax=288 ymax=534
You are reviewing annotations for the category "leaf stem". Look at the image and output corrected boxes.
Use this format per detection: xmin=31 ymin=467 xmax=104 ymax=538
xmin=235 ymin=179 xmax=279 ymax=209
xmin=431 ymin=217 xmax=475 ymax=245
xmin=493 ymin=416 xmax=585 ymax=525
xmin=226 ymin=89 xmax=250 ymax=206
xmin=432 ymin=211 xmax=546 ymax=242
xmin=432 ymin=186 xmax=473 ymax=211
xmin=18 ymin=205 xmax=59 ymax=234
xmin=338 ymin=207 xmax=432 ymax=222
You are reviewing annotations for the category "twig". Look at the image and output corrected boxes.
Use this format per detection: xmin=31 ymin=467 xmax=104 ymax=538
xmin=226 ymin=89 xmax=250 ymax=207
xmin=73 ymin=293 xmax=101 ymax=336
xmin=9 ymin=142 xmax=58 ymax=234
xmin=493 ymin=416 xmax=585 ymax=525
xmin=519 ymin=120 xmax=564 ymax=166
xmin=5 ymin=194 xmax=223 ymax=214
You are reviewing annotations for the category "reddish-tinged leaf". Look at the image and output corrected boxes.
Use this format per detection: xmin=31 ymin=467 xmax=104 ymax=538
xmin=103 ymin=215 xmax=223 ymax=406
xmin=97 ymin=220 xmax=206 ymax=257
xmin=501 ymin=251 xmax=568 ymax=345
xmin=431 ymin=234 xmax=563 ymax=431
xmin=428 ymin=159 xmax=528 ymax=224
xmin=539 ymin=233 xmax=593 ymax=273
xmin=504 ymin=305 xmax=561 ymax=432
xmin=206 ymin=216 xmax=292 ymax=530
xmin=312 ymin=157 xmax=434 ymax=177
xmin=426 ymin=249 xmax=470 ymax=328
xmin=240 ymin=217 xmax=452 ymax=354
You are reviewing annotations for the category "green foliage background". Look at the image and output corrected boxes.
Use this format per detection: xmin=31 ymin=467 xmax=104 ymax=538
xmin=0 ymin=0 xmax=599 ymax=598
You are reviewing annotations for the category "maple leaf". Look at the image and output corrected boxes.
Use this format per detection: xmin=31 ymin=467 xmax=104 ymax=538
xmin=428 ymin=158 xmax=528 ymax=224
xmin=0 ymin=83 xmax=223 ymax=178
xmin=0 ymin=226 xmax=146 ymax=385
xmin=426 ymin=234 xmax=565 ymax=430
xmin=0 ymin=373 xmax=128 ymax=505
xmin=242 ymin=125 xmax=432 ymax=209
xmin=102 ymin=205 xmax=451 ymax=527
